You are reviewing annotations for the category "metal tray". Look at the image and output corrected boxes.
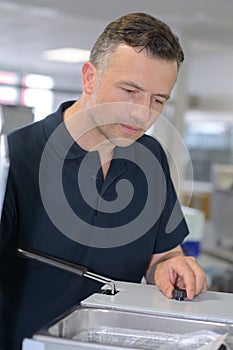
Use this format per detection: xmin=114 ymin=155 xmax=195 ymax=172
xmin=34 ymin=306 xmax=233 ymax=349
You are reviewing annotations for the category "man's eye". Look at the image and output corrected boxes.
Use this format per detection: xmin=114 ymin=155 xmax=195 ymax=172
xmin=123 ymin=88 xmax=134 ymax=94
xmin=154 ymin=98 xmax=164 ymax=105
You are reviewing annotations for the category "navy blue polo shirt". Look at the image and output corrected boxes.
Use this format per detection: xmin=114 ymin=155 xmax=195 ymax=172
xmin=0 ymin=101 xmax=189 ymax=349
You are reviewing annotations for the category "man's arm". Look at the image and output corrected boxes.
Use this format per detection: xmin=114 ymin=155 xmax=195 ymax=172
xmin=145 ymin=245 xmax=207 ymax=300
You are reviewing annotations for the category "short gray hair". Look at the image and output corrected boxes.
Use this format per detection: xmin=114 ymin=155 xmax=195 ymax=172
xmin=90 ymin=12 xmax=184 ymax=72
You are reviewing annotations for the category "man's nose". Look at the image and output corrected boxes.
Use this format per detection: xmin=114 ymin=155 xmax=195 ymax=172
xmin=134 ymin=94 xmax=152 ymax=110
xmin=129 ymin=101 xmax=153 ymax=125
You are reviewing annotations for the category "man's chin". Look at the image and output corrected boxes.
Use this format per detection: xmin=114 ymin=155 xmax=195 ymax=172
xmin=111 ymin=137 xmax=138 ymax=148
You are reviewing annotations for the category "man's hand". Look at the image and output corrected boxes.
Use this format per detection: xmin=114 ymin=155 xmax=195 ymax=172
xmin=145 ymin=246 xmax=207 ymax=300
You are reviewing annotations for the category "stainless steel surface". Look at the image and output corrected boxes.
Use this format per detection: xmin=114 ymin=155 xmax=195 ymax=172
xmin=52 ymin=306 xmax=233 ymax=336
xmin=23 ymin=277 xmax=233 ymax=349
xmin=29 ymin=282 xmax=233 ymax=349
xmin=36 ymin=306 xmax=233 ymax=349
xmin=17 ymin=248 xmax=117 ymax=295
xmin=82 ymin=281 xmax=233 ymax=324
xmin=84 ymin=271 xmax=116 ymax=295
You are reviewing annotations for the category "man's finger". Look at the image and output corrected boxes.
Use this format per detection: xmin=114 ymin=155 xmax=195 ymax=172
xmin=185 ymin=256 xmax=208 ymax=295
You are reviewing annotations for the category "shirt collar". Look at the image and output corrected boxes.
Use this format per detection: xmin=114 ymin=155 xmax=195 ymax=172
xmin=43 ymin=100 xmax=137 ymax=163
xmin=44 ymin=100 xmax=88 ymax=160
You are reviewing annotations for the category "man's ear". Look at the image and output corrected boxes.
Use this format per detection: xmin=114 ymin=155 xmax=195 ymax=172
xmin=82 ymin=62 xmax=96 ymax=94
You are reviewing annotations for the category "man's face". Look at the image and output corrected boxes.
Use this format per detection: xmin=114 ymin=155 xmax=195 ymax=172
xmin=85 ymin=44 xmax=178 ymax=147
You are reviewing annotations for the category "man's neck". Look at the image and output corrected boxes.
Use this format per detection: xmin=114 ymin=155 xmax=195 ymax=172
xmin=63 ymin=100 xmax=115 ymax=178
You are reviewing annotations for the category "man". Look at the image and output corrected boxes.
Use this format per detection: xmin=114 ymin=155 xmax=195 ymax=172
xmin=0 ymin=12 xmax=207 ymax=349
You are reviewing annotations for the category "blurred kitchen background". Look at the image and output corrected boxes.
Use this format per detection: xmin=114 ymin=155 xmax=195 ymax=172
xmin=0 ymin=0 xmax=233 ymax=292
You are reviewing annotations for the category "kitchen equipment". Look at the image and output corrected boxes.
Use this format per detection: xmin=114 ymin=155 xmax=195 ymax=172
xmin=20 ymin=248 xmax=233 ymax=350
xmin=23 ymin=282 xmax=233 ymax=349
xmin=17 ymin=248 xmax=117 ymax=295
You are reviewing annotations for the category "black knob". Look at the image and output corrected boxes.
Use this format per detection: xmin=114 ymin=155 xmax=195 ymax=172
xmin=172 ymin=288 xmax=187 ymax=301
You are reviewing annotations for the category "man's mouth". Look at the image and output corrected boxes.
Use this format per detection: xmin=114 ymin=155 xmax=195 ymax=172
xmin=119 ymin=123 xmax=141 ymax=135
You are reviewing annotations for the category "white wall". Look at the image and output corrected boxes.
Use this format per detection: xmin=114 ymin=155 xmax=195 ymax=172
xmin=188 ymin=52 xmax=233 ymax=111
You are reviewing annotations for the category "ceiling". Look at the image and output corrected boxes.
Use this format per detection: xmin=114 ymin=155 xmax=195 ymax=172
xmin=0 ymin=0 xmax=233 ymax=90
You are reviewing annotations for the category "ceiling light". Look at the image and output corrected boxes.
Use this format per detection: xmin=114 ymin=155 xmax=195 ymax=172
xmin=42 ymin=48 xmax=90 ymax=64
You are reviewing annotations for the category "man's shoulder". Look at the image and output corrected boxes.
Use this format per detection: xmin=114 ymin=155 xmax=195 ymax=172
xmin=7 ymin=118 xmax=47 ymax=154
xmin=137 ymin=133 xmax=166 ymax=158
